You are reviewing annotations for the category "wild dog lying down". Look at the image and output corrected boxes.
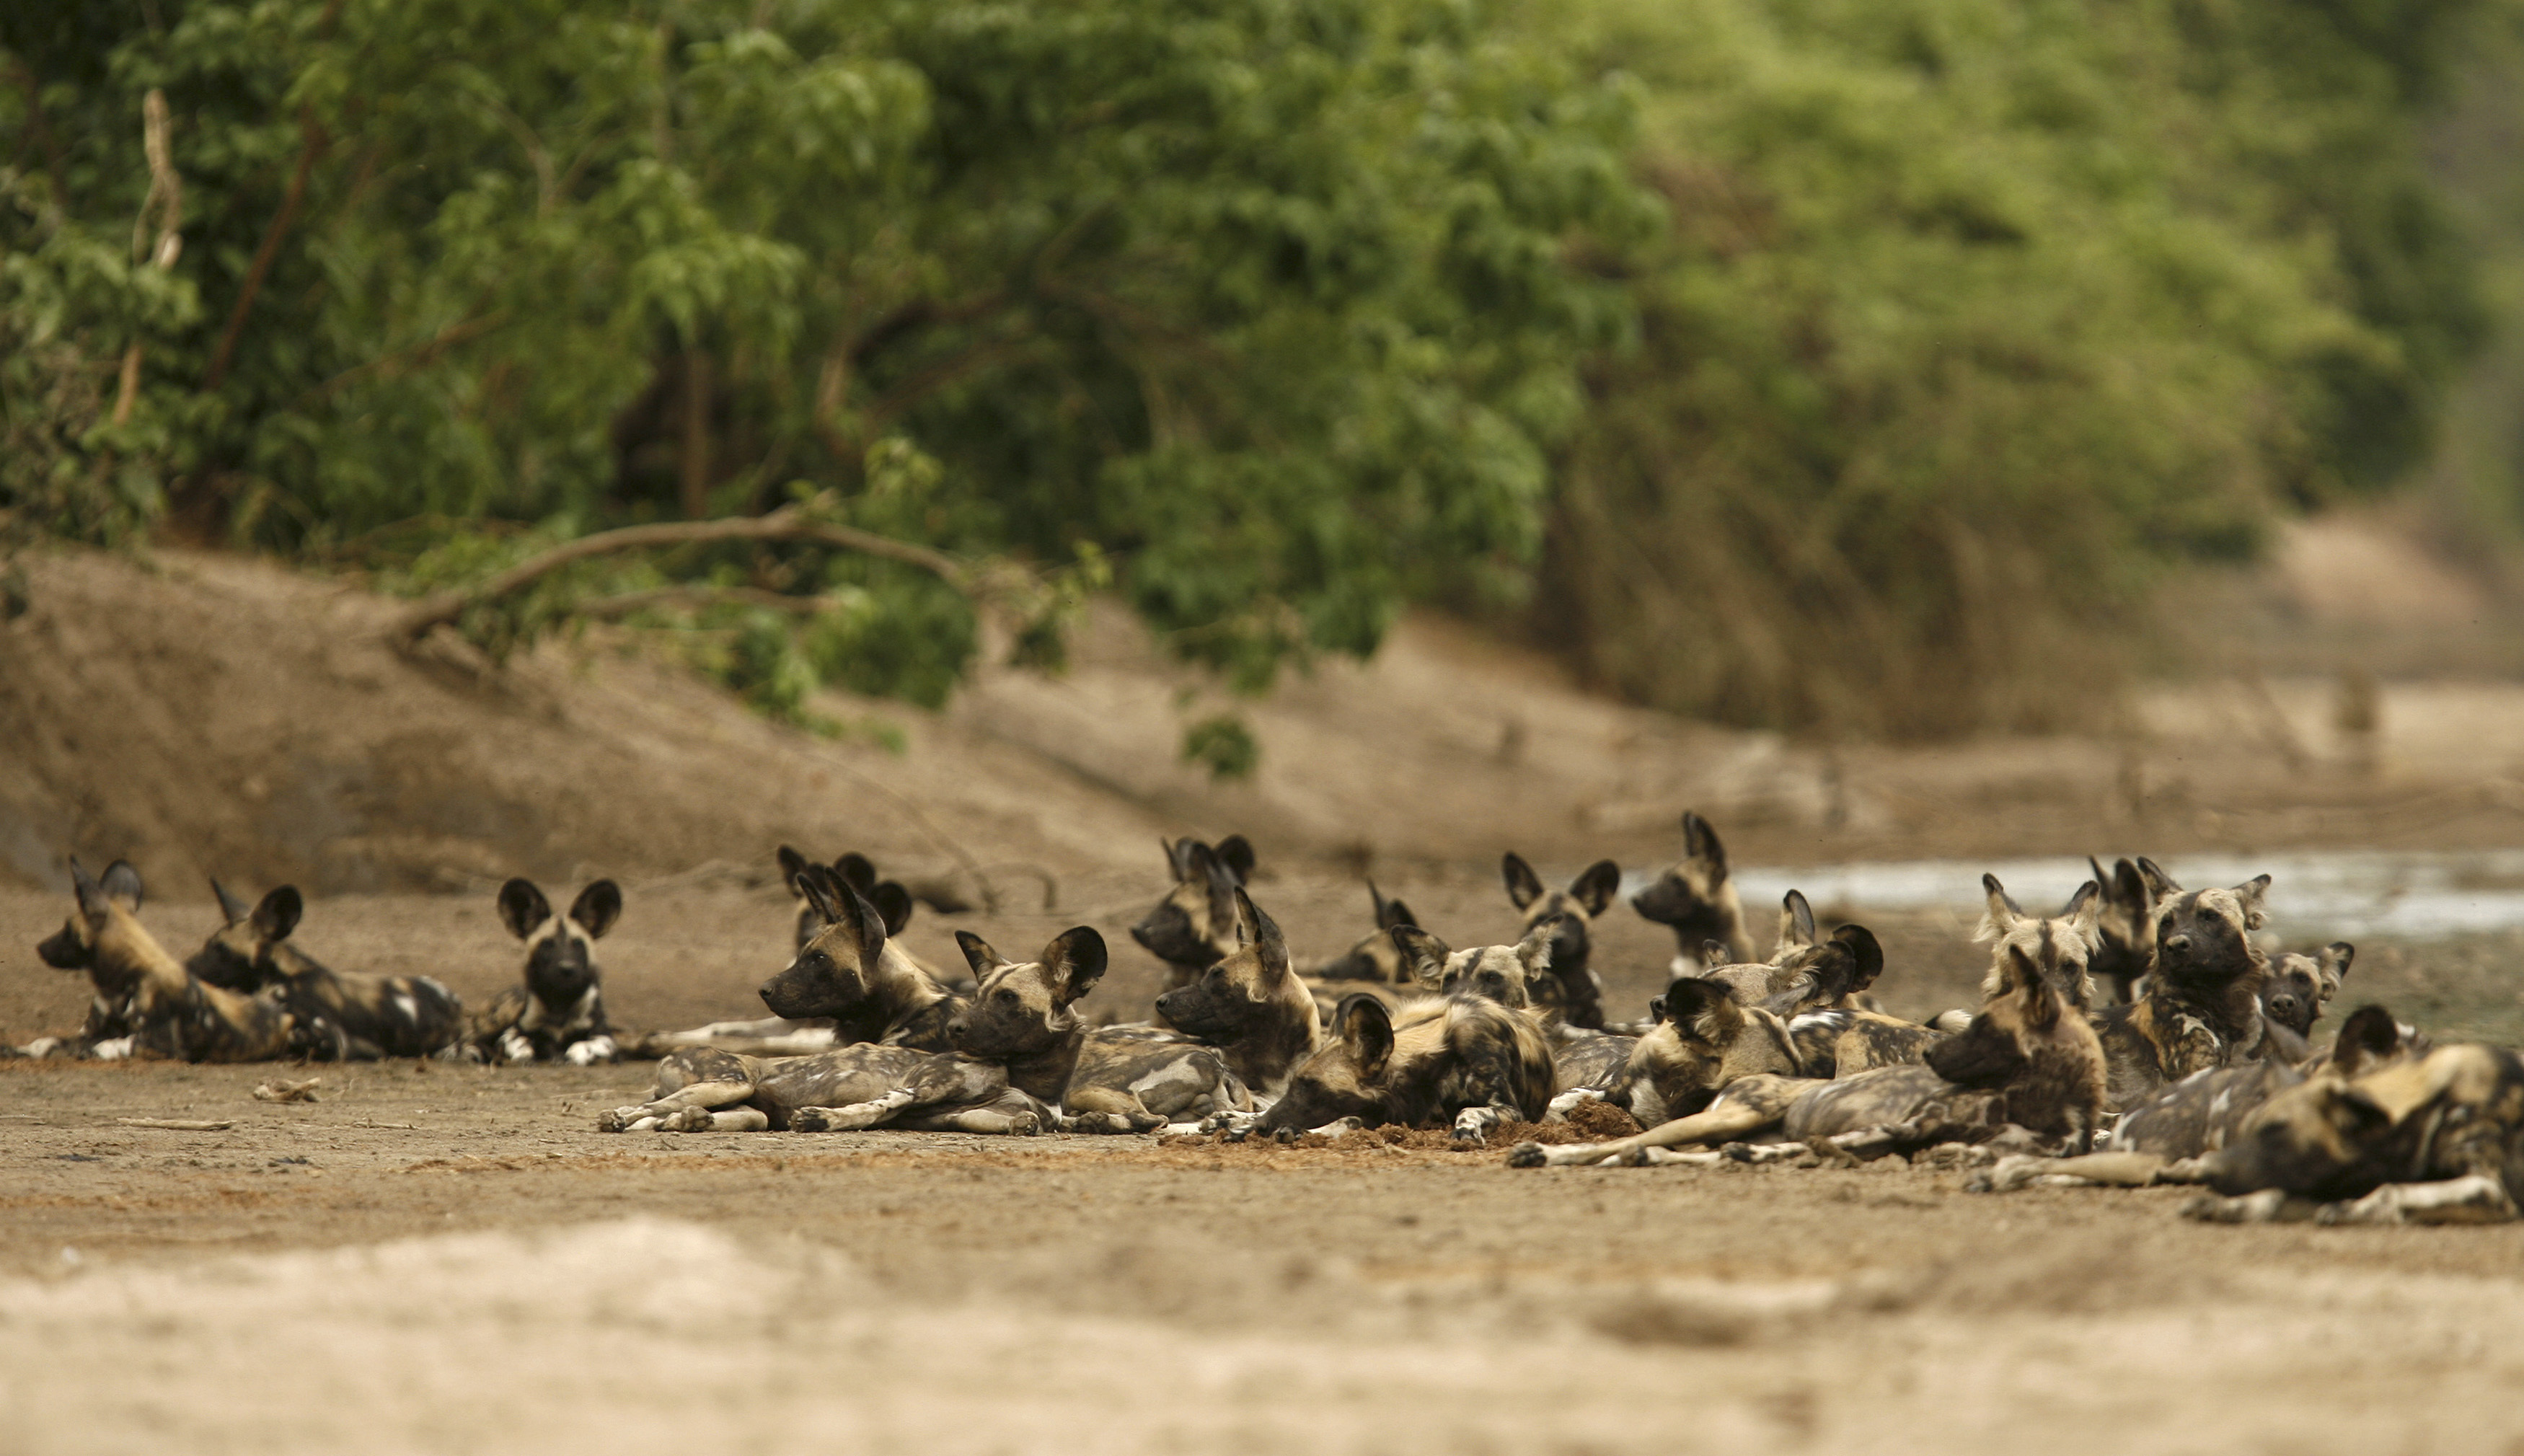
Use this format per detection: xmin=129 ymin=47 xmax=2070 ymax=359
xmin=1253 ymin=974 xmax=1555 ymax=1145
xmin=1152 ymin=889 xmax=1322 ymax=1100
xmin=1501 ymin=853 xmax=1621 ymax=1031
xmin=30 ymin=860 xmax=294 ymax=1063
xmin=1581 ymin=976 xmax=1802 ymax=1126
xmin=1512 ymin=944 xmax=2105 ymax=1167
xmin=2107 ymin=1005 xmax=2419 ymax=1162
xmin=1691 ymin=904 xmax=1886 ymax=1019
xmin=30 ymin=858 xmax=152 ymax=1056
xmin=1131 ymin=834 xmax=1255 ymax=991
xmin=467 ymin=879 xmax=623 ymax=1064
xmin=2090 ymin=863 xmax=2277 ymax=1112
xmin=187 ymin=882 xmax=464 ymax=1060
xmin=597 ymin=925 xmax=1111 ymax=1134
xmin=776 ymin=846 xmax=915 ymax=953
xmin=2184 ymin=1037 xmax=2524 ymax=1225
xmin=1312 ymin=881 xmax=1420 ymax=983
xmin=627 ymin=861 xmax=963 ymax=1059
xmin=1631 ymin=811 xmax=1755 ymax=973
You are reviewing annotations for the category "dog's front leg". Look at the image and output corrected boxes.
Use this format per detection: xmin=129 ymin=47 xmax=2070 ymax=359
xmin=1507 ymin=1099 xmax=1779 ymax=1168
xmin=2316 ymin=1175 xmax=2517 ymax=1226
xmin=1062 ymin=1085 xmax=1166 ymax=1134
xmin=791 ymin=1085 xmax=917 ymax=1131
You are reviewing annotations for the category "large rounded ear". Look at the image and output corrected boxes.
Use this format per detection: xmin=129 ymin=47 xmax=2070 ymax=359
xmin=795 ymin=863 xmax=844 ymax=925
xmin=1369 ymin=880 xmax=1417 ymax=932
xmin=1646 ymin=992 xmax=1670 ymax=1024
xmin=1160 ymin=837 xmax=1192 ymax=883
xmin=955 ymin=930 xmax=1005 ymax=979
xmin=1700 ymin=938 xmax=1734 ymax=970
xmin=831 ymin=879 xmax=886 ymax=966
xmin=1391 ymin=925 xmax=1452 ymax=987
xmin=1331 ymin=994 xmax=1395 ymax=1080
xmin=834 ymin=852 xmax=878 ymax=897
xmin=1197 ymin=845 xmax=1240 ymax=941
xmin=1778 ymin=889 xmax=1817 ymax=951
xmin=211 ymin=879 xmax=253 ymax=926
xmin=1682 ymin=811 xmax=1726 ymax=875
xmin=569 ymin=881 xmax=624 ymax=940
xmin=1041 ymin=926 xmax=1109 ymax=1007
xmin=251 ymin=886 xmax=304 ymax=944
xmin=1501 ymin=852 xmax=1545 ymax=912
xmin=2004 ymin=944 xmax=2058 ymax=1029
xmin=1214 ymin=834 xmax=1256 ymax=885
xmin=776 ymin=845 xmax=813 ymax=895
xmin=1976 ymin=873 xmax=2019 ymax=944
xmin=2316 ymin=943 xmax=2355 ymax=996
xmin=2134 ymin=857 xmax=2182 ymax=905
xmin=2233 ymin=875 xmax=2272 ymax=930
xmin=2329 ymin=1003 xmax=2399 ymax=1078
xmin=1237 ymin=888 xmax=1290 ymax=976
xmin=498 ymin=879 xmax=553 ymax=941
xmin=1658 ymin=977 xmax=1739 ymax=1041
xmin=100 ymin=860 xmax=144 ymax=912
xmin=1831 ymin=924 xmax=1884 ymax=994
xmin=1516 ymin=914 xmax=1567 ymax=974
xmin=69 ymin=857 xmax=109 ymax=921
xmin=1569 ymin=860 xmax=1621 ymax=919
xmin=2060 ymin=878 xmax=2100 ymax=938
xmin=870 ymin=881 xmax=916 ymax=938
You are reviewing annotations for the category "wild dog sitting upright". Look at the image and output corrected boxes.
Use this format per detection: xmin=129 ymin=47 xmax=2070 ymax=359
xmin=2260 ymin=943 xmax=2353 ymax=1040
xmin=1131 ymin=835 xmax=1254 ymax=990
xmin=187 ymin=882 xmax=465 ymax=1059
xmin=471 ymin=878 xmax=623 ymax=1064
xmin=37 ymin=859 xmax=294 ymax=1063
xmin=1631 ymin=811 xmax=1755 ymax=974
xmin=1501 ymin=853 xmax=1621 ymax=1031
xmin=1154 ymin=889 xmax=1323 ymax=1100
xmin=2090 ymin=862 xmax=2275 ymax=1112
xmin=1976 ymin=874 xmax=2102 ymax=1010
xmin=1516 ymin=943 xmax=2107 ymax=1166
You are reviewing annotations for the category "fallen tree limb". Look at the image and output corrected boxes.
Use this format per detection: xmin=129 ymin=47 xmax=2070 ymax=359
xmin=384 ymin=503 xmax=976 ymax=650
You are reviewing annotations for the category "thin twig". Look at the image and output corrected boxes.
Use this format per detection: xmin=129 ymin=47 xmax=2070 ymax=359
xmin=574 ymin=583 xmax=847 ymax=619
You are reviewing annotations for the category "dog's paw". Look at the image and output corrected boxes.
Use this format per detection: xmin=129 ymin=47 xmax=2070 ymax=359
xmin=1505 ymin=1141 xmax=1548 ymax=1168
xmin=790 ymin=1108 xmax=837 ymax=1133
xmin=564 ymin=1036 xmax=617 ymax=1067
xmin=658 ymin=1106 xmax=715 ymax=1133
xmin=594 ymin=1106 xmax=644 ymax=1133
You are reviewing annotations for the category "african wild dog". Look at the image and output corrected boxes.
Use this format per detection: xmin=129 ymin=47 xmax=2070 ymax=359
xmin=2106 ymin=1003 xmax=2417 ymax=1162
xmin=2089 ymin=863 xmax=2275 ymax=1112
xmin=2086 ymin=857 xmax=2155 ymax=1004
xmin=1514 ymin=942 xmax=2106 ymax=1166
xmin=2192 ymin=1035 xmax=2524 ymax=1224
xmin=777 ymin=845 xmax=916 ymax=953
xmin=1312 ymin=881 xmax=1419 ymax=983
xmin=469 ymin=878 xmax=623 ymax=1064
xmin=2260 ymin=943 xmax=2353 ymax=1040
xmin=1131 ymin=834 xmax=1255 ymax=991
xmin=1501 ymin=853 xmax=1621 ymax=1031
xmin=1977 ymin=873 xmax=2102 ymax=1010
xmin=1630 ymin=811 xmax=1755 ymax=973
xmin=1693 ymin=909 xmax=1886 ymax=1018
xmin=596 ymin=919 xmax=1103 ymax=1135
xmin=1256 ymin=978 xmax=1556 ymax=1145
xmin=1152 ymin=889 xmax=1323 ymax=1100
xmin=34 ymin=859 xmax=294 ymax=1063
xmin=1588 ymin=975 xmax=1804 ymax=1127
xmin=187 ymin=881 xmax=465 ymax=1059
xmin=951 ymin=928 xmax=1249 ymax=1133
xmin=30 ymin=858 xmax=152 ymax=1056
xmin=1392 ymin=916 xmax=1567 ymax=1020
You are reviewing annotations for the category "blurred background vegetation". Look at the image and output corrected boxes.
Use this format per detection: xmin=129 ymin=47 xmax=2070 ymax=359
xmin=5 ymin=0 xmax=2522 ymax=754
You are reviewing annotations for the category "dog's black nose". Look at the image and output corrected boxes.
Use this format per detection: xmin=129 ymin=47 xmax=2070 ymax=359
xmin=2163 ymin=933 xmax=2192 ymax=953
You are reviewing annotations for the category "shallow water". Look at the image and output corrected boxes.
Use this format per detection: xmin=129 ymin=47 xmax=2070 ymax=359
xmin=1711 ymin=850 xmax=2524 ymax=942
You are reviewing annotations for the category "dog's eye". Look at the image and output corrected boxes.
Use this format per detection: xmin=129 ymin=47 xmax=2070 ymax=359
xmin=995 ymin=989 xmax=1019 ymax=1005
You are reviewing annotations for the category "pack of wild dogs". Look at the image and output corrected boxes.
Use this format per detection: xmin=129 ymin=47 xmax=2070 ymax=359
xmin=19 ymin=814 xmax=2523 ymax=1227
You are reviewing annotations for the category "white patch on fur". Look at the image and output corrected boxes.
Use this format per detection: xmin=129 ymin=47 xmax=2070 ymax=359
xmin=91 ymin=1038 xmax=133 ymax=1061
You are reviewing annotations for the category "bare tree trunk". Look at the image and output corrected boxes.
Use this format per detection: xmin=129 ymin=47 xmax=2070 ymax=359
xmin=679 ymin=348 xmax=712 ymax=519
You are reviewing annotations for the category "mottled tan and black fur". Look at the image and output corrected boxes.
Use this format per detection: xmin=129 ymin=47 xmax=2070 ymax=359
xmin=2086 ymin=857 xmax=2155 ymax=1004
xmin=1695 ymin=914 xmax=1885 ymax=1019
xmin=1594 ymin=976 xmax=1803 ymax=1126
xmin=1258 ymin=984 xmax=1554 ymax=1144
xmin=1501 ymin=852 xmax=1621 ymax=1030
xmin=30 ymin=858 xmax=152 ymax=1054
xmin=468 ymin=878 xmax=623 ymax=1064
xmin=1153 ymin=889 xmax=1323 ymax=1099
xmin=1629 ymin=811 xmax=1755 ymax=973
xmin=2260 ymin=943 xmax=2353 ymax=1040
xmin=2109 ymin=1004 xmax=2415 ymax=1160
xmin=2089 ymin=865 xmax=2274 ymax=1112
xmin=1976 ymin=873 xmax=2101 ymax=1010
xmin=35 ymin=860 xmax=294 ymax=1064
xmin=1131 ymin=834 xmax=1255 ymax=990
xmin=777 ymin=845 xmax=917 ymax=954
xmin=1310 ymin=881 xmax=1421 ymax=984
xmin=187 ymin=881 xmax=464 ymax=1059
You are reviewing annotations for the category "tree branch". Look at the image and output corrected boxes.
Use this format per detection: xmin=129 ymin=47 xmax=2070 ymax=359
xmin=384 ymin=503 xmax=976 ymax=650
xmin=573 ymin=583 xmax=842 ymax=619
xmin=202 ymin=106 xmax=326 ymax=394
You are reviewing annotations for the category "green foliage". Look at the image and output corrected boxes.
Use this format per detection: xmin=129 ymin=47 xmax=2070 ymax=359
xmin=1534 ymin=0 xmax=2504 ymax=737
xmin=1180 ymin=712 xmax=1261 ymax=782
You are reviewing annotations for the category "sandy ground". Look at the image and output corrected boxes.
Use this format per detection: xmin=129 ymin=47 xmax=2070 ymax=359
xmin=9 ymin=875 xmax=2524 ymax=1453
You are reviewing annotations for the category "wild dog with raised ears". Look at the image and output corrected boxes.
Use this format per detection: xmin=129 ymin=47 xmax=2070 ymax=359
xmin=632 ymin=861 xmax=966 ymax=1059
xmin=951 ymin=928 xmax=1250 ymax=1133
xmin=31 ymin=859 xmax=294 ymax=1063
xmin=2089 ymin=862 xmax=2277 ymax=1112
xmin=1152 ymin=889 xmax=1322 ymax=1100
xmin=1512 ymin=943 xmax=2106 ymax=1167
xmin=1131 ymin=834 xmax=1255 ymax=991
xmin=1501 ymin=853 xmax=1621 ymax=1031
xmin=468 ymin=878 xmax=623 ymax=1064
xmin=1631 ymin=811 xmax=1755 ymax=974
xmin=777 ymin=846 xmax=915 ymax=954
xmin=1253 ymin=961 xmax=1556 ymax=1145
xmin=187 ymin=882 xmax=464 ymax=1059
xmin=1311 ymin=881 xmax=1421 ymax=984
xmin=30 ymin=858 xmax=152 ymax=1056
xmin=2086 ymin=857 xmax=2155 ymax=1004
xmin=1586 ymin=975 xmax=1804 ymax=1127
xmin=2105 ymin=1004 xmax=2419 ymax=1162
xmin=1976 ymin=874 xmax=2102 ymax=1010
xmin=2189 ymin=1035 xmax=2524 ymax=1225
xmin=2260 ymin=943 xmax=2353 ymax=1040
xmin=1693 ymin=903 xmax=1886 ymax=1019
xmin=596 ymin=921 xmax=1105 ymax=1134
